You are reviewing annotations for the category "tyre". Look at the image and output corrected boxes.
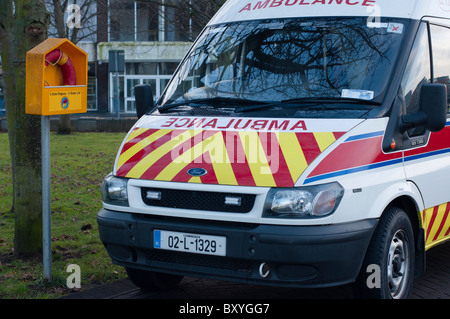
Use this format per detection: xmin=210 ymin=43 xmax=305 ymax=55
xmin=126 ymin=267 xmax=183 ymax=291
xmin=355 ymin=206 xmax=415 ymax=299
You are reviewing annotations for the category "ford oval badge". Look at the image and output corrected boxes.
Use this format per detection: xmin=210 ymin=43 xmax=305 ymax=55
xmin=187 ymin=168 xmax=208 ymax=177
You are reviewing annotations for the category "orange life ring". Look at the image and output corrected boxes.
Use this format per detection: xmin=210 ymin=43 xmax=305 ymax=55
xmin=45 ymin=49 xmax=77 ymax=86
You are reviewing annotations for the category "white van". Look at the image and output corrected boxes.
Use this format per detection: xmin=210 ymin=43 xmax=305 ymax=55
xmin=98 ymin=0 xmax=450 ymax=299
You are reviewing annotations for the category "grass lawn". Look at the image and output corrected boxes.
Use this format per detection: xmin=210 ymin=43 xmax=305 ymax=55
xmin=0 ymin=131 xmax=129 ymax=299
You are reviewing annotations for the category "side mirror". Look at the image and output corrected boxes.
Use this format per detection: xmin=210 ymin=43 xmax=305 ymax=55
xmin=135 ymin=84 xmax=154 ymax=118
xmin=401 ymin=83 xmax=448 ymax=132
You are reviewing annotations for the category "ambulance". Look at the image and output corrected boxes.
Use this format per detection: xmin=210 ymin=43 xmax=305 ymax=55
xmin=97 ymin=0 xmax=450 ymax=299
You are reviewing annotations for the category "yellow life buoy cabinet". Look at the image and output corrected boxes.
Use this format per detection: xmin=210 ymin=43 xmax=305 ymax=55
xmin=25 ymin=38 xmax=88 ymax=115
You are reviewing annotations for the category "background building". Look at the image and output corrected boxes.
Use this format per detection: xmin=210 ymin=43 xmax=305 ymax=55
xmin=74 ymin=0 xmax=218 ymax=115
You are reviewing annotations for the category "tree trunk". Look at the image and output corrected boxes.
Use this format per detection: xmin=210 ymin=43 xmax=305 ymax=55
xmin=0 ymin=0 xmax=50 ymax=257
xmin=57 ymin=114 xmax=72 ymax=135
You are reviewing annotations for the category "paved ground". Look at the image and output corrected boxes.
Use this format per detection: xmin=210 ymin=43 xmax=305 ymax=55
xmin=62 ymin=241 xmax=450 ymax=300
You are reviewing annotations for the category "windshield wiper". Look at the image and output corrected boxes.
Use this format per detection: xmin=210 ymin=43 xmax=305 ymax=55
xmin=236 ymin=97 xmax=381 ymax=113
xmin=158 ymin=97 xmax=273 ymax=113
xmin=159 ymin=96 xmax=381 ymax=113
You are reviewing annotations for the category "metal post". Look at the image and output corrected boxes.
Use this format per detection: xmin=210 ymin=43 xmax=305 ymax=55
xmin=115 ymin=71 xmax=120 ymax=119
xmin=115 ymin=52 xmax=120 ymax=119
xmin=41 ymin=115 xmax=52 ymax=281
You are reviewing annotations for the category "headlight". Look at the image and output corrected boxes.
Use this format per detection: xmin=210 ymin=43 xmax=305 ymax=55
xmin=263 ymin=182 xmax=344 ymax=219
xmin=101 ymin=173 xmax=129 ymax=206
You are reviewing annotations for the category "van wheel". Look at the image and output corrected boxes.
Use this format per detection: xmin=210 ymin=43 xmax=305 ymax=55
xmin=355 ymin=206 xmax=415 ymax=299
xmin=126 ymin=267 xmax=183 ymax=291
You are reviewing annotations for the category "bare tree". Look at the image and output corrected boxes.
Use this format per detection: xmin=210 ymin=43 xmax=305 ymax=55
xmin=49 ymin=0 xmax=98 ymax=43
xmin=138 ymin=0 xmax=226 ymax=41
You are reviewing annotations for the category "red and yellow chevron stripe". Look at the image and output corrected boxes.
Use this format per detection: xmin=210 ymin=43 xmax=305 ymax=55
xmin=422 ymin=203 xmax=450 ymax=249
xmin=115 ymin=127 xmax=345 ymax=187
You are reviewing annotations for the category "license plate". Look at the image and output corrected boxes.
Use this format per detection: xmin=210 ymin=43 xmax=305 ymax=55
xmin=153 ymin=230 xmax=226 ymax=256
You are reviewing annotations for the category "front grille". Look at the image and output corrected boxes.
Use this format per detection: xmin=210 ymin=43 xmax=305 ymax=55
xmin=141 ymin=188 xmax=256 ymax=213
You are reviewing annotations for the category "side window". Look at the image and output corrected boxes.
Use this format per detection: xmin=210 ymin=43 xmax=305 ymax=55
xmin=401 ymin=23 xmax=431 ymax=114
xmin=430 ymin=24 xmax=450 ymax=114
xmin=400 ymin=23 xmax=431 ymax=137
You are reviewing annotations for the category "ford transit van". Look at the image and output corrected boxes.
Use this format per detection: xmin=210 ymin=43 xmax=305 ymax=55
xmin=98 ymin=0 xmax=450 ymax=299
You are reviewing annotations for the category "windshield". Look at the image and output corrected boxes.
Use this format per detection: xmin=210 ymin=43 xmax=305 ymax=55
xmin=158 ymin=17 xmax=409 ymax=118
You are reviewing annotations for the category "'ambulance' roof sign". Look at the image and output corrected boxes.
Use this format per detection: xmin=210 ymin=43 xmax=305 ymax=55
xmin=209 ymin=0 xmax=450 ymax=25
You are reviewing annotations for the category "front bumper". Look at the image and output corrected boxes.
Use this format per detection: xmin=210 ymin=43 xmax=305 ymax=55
xmin=97 ymin=208 xmax=378 ymax=288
